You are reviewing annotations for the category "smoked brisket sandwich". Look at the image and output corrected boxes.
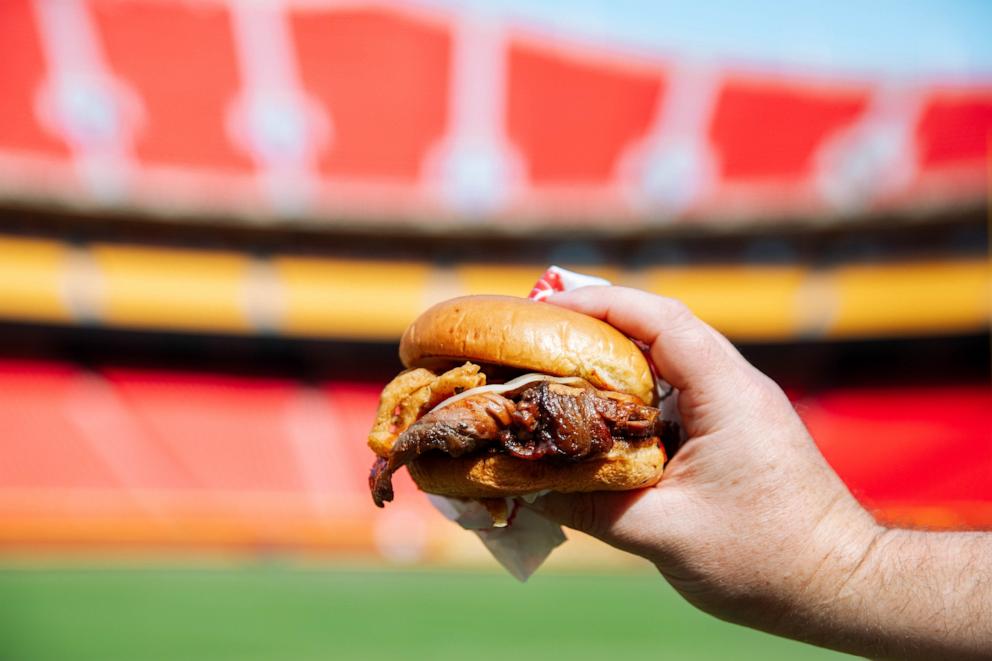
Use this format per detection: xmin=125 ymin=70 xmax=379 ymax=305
xmin=368 ymin=295 xmax=679 ymax=509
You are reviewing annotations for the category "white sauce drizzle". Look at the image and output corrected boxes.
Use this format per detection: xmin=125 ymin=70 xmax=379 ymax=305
xmin=428 ymin=372 xmax=589 ymax=413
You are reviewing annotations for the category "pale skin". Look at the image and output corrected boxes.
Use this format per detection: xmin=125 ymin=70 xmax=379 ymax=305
xmin=528 ymin=286 xmax=991 ymax=660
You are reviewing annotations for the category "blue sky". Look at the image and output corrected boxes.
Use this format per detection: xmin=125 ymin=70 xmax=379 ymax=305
xmin=424 ymin=0 xmax=992 ymax=79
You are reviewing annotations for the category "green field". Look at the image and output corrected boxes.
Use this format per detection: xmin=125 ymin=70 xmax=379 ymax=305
xmin=0 ymin=565 xmax=851 ymax=661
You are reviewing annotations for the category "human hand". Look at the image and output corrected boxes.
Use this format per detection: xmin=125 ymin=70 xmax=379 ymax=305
xmin=531 ymin=286 xmax=881 ymax=636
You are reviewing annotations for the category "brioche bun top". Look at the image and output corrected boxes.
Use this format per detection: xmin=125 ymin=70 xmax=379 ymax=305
xmin=399 ymin=295 xmax=655 ymax=404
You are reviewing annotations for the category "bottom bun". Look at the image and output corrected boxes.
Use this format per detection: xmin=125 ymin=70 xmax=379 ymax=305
xmin=407 ymin=442 xmax=665 ymax=499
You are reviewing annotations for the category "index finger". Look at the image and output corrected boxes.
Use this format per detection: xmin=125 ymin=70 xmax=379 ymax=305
xmin=547 ymin=286 xmax=744 ymax=398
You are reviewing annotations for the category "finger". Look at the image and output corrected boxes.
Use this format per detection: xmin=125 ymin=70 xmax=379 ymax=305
xmin=703 ymin=321 xmax=747 ymax=363
xmin=548 ymin=286 xmax=746 ymax=397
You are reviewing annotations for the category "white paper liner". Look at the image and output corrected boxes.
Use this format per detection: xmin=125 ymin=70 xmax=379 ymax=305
xmin=428 ymin=493 xmax=566 ymax=582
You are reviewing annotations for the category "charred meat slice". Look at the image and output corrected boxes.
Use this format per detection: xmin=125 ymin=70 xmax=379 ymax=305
xmin=370 ymin=393 xmax=514 ymax=506
xmin=369 ymin=382 xmax=676 ymax=507
xmin=512 ymin=382 xmax=613 ymax=459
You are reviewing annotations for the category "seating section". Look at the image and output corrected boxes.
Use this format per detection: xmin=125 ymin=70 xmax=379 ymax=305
xmin=0 ymin=236 xmax=987 ymax=343
xmin=0 ymin=359 xmax=987 ymax=552
xmin=0 ymin=0 xmax=988 ymax=223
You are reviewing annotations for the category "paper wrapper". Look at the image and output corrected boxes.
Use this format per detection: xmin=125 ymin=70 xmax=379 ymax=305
xmin=528 ymin=265 xmax=610 ymax=301
xmin=428 ymin=493 xmax=565 ymax=582
xmin=428 ymin=266 xmax=679 ymax=581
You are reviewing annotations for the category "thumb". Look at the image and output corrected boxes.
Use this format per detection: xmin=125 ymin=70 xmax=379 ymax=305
xmin=527 ymin=488 xmax=666 ymax=559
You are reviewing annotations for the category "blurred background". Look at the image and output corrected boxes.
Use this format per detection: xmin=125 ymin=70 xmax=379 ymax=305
xmin=0 ymin=0 xmax=989 ymax=659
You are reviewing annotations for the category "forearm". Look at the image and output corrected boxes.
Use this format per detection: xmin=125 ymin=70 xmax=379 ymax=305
xmin=541 ymin=287 xmax=990 ymax=658
xmin=843 ymin=527 xmax=991 ymax=660
xmin=777 ymin=524 xmax=992 ymax=660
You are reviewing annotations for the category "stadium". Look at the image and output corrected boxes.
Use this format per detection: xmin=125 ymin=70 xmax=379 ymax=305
xmin=0 ymin=1 xmax=989 ymax=659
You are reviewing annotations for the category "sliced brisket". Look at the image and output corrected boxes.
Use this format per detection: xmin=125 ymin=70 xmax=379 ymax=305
xmin=370 ymin=382 xmax=675 ymax=507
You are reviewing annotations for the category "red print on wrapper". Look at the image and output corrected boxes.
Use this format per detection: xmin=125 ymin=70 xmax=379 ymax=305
xmin=528 ymin=265 xmax=610 ymax=301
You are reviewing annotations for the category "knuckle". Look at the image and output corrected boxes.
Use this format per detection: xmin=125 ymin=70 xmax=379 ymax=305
xmin=745 ymin=371 xmax=794 ymax=420
xmin=755 ymin=372 xmax=788 ymax=406
xmin=657 ymin=297 xmax=694 ymax=324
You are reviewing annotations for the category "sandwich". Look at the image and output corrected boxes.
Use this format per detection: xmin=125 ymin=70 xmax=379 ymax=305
xmin=367 ymin=295 xmax=679 ymax=514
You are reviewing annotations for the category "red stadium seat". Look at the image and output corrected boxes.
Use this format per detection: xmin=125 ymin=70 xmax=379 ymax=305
xmin=105 ymin=369 xmax=306 ymax=493
xmin=290 ymin=6 xmax=450 ymax=181
xmin=507 ymin=39 xmax=664 ymax=185
xmin=90 ymin=0 xmax=253 ymax=171
xmin=0 ymin=0 xmax=71 ymax=158
xmin=915 ymin=88 xmax=992 ymax=170
xmin=710 ymin=76 xmax=869 ymax=183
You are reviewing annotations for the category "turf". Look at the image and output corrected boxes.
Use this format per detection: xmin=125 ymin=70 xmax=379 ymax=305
xmin=0 ymin=565 xmax=851 ymax=661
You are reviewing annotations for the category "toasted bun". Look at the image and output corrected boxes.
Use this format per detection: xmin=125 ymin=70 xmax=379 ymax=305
xmin=400 ymin=295 xmax=655 ymax=404
xmin=407 ymin=442 xmax=665 ymax=498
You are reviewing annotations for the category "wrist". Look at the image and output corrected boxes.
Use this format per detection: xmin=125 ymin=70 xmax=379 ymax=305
xmin=767 ymin=496 xmax=884 ymax=644
xmin=804 ymin=500 xmax=885 ymax=603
